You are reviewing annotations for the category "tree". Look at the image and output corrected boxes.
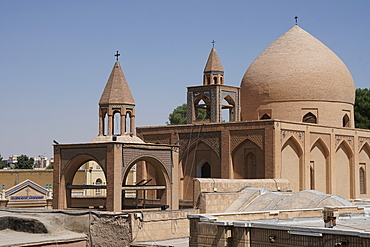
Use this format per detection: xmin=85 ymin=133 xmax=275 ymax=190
xmin=15 ymin=154 xmax=34 ymax=169
xmin=0 ymin=154 xmax=4 ymax=169
xmin=355 ymin=88 xmax=370 ymax=129
xmin=167 ymin=103 xmax=207 ymax=125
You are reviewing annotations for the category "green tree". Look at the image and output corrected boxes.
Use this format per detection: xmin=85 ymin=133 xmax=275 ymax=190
xmin=0 ymin=154 xmax=4 ymax=169
xmin=355 ymin=88 xmax=370 ymax=129
xmin=167 ymin=104 xmax=207 ymax=125
xmin=167 ymin=104 xmax=188 ymax=125
xmin=14 ymin=154 xmax=34 ymax=169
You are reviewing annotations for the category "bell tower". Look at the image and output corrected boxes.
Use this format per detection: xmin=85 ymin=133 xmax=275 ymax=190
xmin=187 ymin=45 xmax=240 ymax=124
xmin=98 ymin=52 xmax=136 ymax=137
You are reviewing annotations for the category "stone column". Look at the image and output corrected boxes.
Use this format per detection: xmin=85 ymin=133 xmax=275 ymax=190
xmin=105 ymin=144 xmax=122 ymax=212
xmin=108 ymin=114 xmax=113 ymax=135
xmin=130 ymin=115 xmax=135 ymax=134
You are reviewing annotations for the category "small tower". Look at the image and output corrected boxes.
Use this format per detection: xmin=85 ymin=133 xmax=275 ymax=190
xmin=98 ymin=59 xmax=136 ymax=137
xmin=187 ymin=46 xmax=240 ymax=123
xmin=203 ymin=47 xmax=224 ymax=85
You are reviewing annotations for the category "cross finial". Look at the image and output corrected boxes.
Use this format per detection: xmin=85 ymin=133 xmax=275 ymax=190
xmin=211 ymin=40 xmax=216 ymax=48
xmin=294 ymin=16 xmax=298 ymax=25
xmin=114 ymin=51 xmax=120 ymax=61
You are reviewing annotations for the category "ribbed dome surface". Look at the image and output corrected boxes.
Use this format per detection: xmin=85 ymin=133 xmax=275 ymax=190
xmin=241 ymin=26 xmax=355 ymax=106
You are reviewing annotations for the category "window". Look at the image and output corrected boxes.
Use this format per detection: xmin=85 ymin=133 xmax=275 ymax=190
xmin=360 ymin=166 xmax=366 ymax=194
xmin=343 ymin=114 xmax=350 ymax=127
xmin=303 ymin=112 xmax=317 ymax=124
xmin=260 ymin=114 xmax=271 ymax=120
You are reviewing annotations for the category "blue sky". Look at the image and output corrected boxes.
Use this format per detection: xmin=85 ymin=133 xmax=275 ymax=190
xmin=1 ymin=1 xmax=370 ymax=159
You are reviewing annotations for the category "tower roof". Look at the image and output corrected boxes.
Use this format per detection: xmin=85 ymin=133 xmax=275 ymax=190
xmin=99 ymin=61 xmax=135 ymax=105
xmin=204 ymin=48 xmax=224 ymax=73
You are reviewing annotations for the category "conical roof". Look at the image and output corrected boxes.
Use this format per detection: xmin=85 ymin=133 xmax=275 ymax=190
xmin=204 ymin=48 xmax=224 ymax=73
xmin=99 ymin=61 xmax=135 ymax=105
xmin=240 ymin=25 xmax=355 ymax=105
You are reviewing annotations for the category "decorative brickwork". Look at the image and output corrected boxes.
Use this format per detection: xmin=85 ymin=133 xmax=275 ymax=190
xmin=335 ymin=135 xmax=354 ymax=150
xmin=122 ymin=147 xmax=173 ymax=179
xmin=359 ymin=137 xmax=370 ymax=150
xmin=60 ymin=147 xmax=107 ymax=174
xmin=179 ymin=131 xmax=221 ymax=158
xmin=142 ymin=134 xmax=171 ymax=145
xmin=281 ymin=130 xmax=305 ymax=147
xmin=230 ymin=130 xmax=264 ymax=151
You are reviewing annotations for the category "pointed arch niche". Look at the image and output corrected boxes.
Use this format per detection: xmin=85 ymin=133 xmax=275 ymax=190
xmin=232 ymin=139 xmax=264 ymax=179
xmin=281 ymin=137 xmax=303 ymax=192
xmin=309 ymin=139 xmax=329 ymax=193
xmin=180 ymin=141 xmax=220 ymax=200
xmin=334 ymin=141 xmax=353 ymax=199
xmin=359 ymin=143 xmax=370 ymax=196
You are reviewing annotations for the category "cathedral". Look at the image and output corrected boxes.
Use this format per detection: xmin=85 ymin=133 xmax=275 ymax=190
xmin=137 ymin=24 xmax=370 ymax=203
xmin=53 ymin=24 xmax=370 ymax=211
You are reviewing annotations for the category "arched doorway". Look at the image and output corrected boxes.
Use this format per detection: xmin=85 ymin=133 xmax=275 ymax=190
xmin=61 ymin=155 xmax=107 ymax=210
xmin=122 ymin=156 xmax=171 ymax=210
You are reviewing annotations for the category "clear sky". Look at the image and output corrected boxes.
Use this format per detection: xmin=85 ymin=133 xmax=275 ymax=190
xmin=1 ymin=1 xmax=370 ymax=159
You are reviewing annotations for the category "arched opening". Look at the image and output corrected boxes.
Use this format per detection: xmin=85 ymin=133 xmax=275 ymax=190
xmin=343 ymin=114 xmax=350 ymax=127
xmin=122 ymin=157 xmax=170 ymax=210
xmin=245 ymin=152 xmax=257 ymax=179
xmin=222 ymin=96 xmax=235 ymax=122
xmin=194 ymin=95 xmax=210 ymax=121
xmin=281 ymin=137 xmax=303 ymax=192
xmin=260 ymin=114 xmax=271 ymax=120
xmin=68 ymin=160 xmax=106 ymax=209
xmin=359 ymin=143 xmax=370 ymax=196
xmin=198 ymin=162 xmax=211 ymax=178
xmin=334 ymin=141 xmax=353 ymax=198
xmin=125 ymin=112 xmax=131 ymax=133
xmin=181 ymin=141 xmax=221 ymax=202
xmin=95 ymin=178 xmax=102 ymax=195
xmin=232 ymin=139 xmax=264 ymax=179
xmin=103 ymin=113 xmax=108 ymax=136
xmin=303 ymin=112 xmax=317 ymax=124
xmin=213 ymin=76 xmax=217 ymax=84
xmin=310 ymin=139 xmax=329 ymax=193
xmin=360 ymin=167 xmax=366 ymax=195
xmin=113 ymin=111 xmax=121 ymax=136
xmin=310 ymin=164 xmax=315 ymax=190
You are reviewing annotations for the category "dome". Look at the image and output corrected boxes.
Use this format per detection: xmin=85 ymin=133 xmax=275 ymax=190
xmin=240 ymin=26 xmax=355 ymax=122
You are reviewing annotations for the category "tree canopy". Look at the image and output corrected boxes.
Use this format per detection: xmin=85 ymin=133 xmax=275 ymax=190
xmin=15 ymin=154 xmax=34 ymax=169
xmin=167 ymin=103 xmax=206 ymax=125
xmin=167 ymin=104 xmax=188 ymax=125
xmin=0 ymin=154 xmax=4 ymax=169
xmin=355 ymin=88 xmax=370 ymax=129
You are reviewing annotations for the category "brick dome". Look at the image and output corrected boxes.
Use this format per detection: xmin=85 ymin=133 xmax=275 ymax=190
xmin=240 ymin=26 xmax=355 ymax=124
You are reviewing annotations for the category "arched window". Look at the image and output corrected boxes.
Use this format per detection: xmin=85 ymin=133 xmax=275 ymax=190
xmin=201 ymin=162 xmax=211 ymax=178
xmin=310 ymin=164 xmax=315 ymax=190
xmin=360 ymin=167 xmax=366 ymax=194
xmin=222 ymin=96 xmax=235 ymax=122
xmin=95 ymin=178 xmax=102 ymax=195
xmin=113 ymin=112 xmax=121 ymax=136
xmin=103 ymin=113 xmax=108 ymax=136
xmin=303 ymin=112 xmax=317 ymax=124
xmin=194 ymin=96 xmax=210 ymax=120
xmin=343 ymin=114 xmax=350 ymax=127
xmin=260 ymin=114 xmax=271 ymax=120
xmin=213 ymin=76 xmax=217 ymax=84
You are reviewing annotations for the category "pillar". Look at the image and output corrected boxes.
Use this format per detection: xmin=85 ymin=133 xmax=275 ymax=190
xmin=105 ymin=143 xmax=122 ymax=212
